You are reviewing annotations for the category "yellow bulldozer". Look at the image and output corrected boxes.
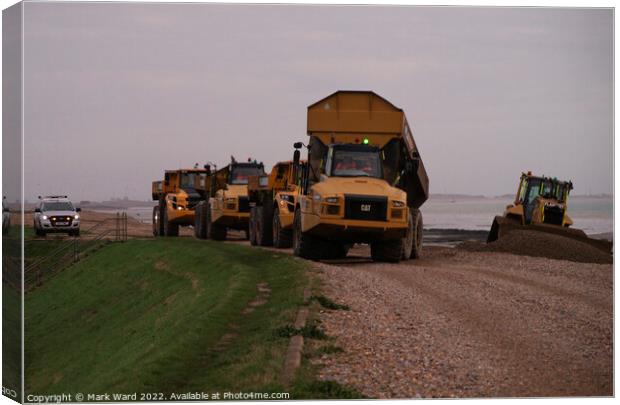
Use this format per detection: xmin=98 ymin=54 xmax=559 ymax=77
xmin=487 ymin=172 xmax=612 ymax=252
xmin=247 ymin=160 xmax=306 ymax=248
xmin=152 ymin=168 xmax=210 ymax=236
xmin=290 ymin=90 xmax=429 ymax=262
xmin=194 ymin=157 xmax=265 ymax=241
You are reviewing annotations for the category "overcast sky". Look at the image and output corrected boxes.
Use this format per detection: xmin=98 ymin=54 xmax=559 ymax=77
xmin=18 ymin=3 xmax=613 ymax=201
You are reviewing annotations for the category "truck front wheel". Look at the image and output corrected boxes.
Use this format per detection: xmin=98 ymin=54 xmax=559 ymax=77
xmin=194 ymin=202 xmax=208 ymax=239
xmin=256 ymin=206 xmax=273 ymax=246
xmin=402 ymin=208 xmax=423 ymax=260
xmin=207 ymin=205 xmax=227 ymax=241
xmin=152 ymin=206 xmax=160 ymax=237
xmin=292 ymin=209 xmax=323 ymax=260
xmin=371 ymin=238 xmax=403 ymax=263
xmin=249 ymin=207 xmax=258 ymax=245
xmin=163 ymin=209 xmax=179 ymax=237
xmin=272 ymin=207 xmax=293 ymax=248
xmin=156 ymin=200 xmax=166 ymax=236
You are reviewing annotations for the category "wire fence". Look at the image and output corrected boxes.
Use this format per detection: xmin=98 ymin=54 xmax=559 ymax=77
xmin=4 ymin=212 xmax=129 ymax=293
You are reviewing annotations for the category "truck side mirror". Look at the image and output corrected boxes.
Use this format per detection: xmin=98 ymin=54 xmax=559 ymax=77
xmin=35 ymin=208 xmax=41 ymax=213
xmin=204 ymin=165 xmax=211 ymax=175
xmin=293 ymin=142 xmax=303 ymax=149
xmin=293 ymin=150 xmax=300 ymax=166
xmin=76 ymin=207 xmax=82 ymax=212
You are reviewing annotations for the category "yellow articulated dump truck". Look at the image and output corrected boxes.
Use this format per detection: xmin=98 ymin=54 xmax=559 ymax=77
xmin=194 ymin=157 xmax=265 ymax=241
xmin=291 ymin=90 xmax=429 ymax=262
xmin=247 ymin=160 xmax=305 ymax=248
xmin=152 ymin=168 xmax=210 ymax=236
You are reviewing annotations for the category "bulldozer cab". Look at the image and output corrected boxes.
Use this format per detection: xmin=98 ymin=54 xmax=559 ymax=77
xmin=517 ymin=174 xmax=572 ymax=225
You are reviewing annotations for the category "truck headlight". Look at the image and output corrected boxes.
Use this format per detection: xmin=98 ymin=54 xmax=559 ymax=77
xmin=177 ymin=206 xmax=183 ymax=210
xmin=392 ymin=200 xmax=405 ymax=208
xmin=324 ymin=197 xmax=339 ymax=204
xmin=74 ymin=214 xmax=79 ymax=219
xmin=42 ymin=215 xmax=48 ymax=220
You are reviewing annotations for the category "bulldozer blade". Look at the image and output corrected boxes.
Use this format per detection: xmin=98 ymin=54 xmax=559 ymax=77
xmin=487 ymin=216 xmax=520 ymax=243
xmin=487 ymin=216 xmax=612 ymax=255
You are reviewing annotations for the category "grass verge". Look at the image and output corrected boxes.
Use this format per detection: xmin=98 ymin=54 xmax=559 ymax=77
xmin=24 ymin=238 xmax=306 ymax=397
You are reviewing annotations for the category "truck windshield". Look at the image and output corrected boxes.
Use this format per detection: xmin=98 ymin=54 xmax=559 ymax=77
xmin=230 ymin=166 xmax=263 ymax=185
xmin=42 ymin=202 xmax=73 ymax=211
xmin=180 ymin=172 xmax=206 ymax=189
xmin=331 ymin=149 xmax=382 ymax=178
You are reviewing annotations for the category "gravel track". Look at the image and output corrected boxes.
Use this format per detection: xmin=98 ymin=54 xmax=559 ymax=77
xmin=312 ymin=246 xmax=612 ymax=398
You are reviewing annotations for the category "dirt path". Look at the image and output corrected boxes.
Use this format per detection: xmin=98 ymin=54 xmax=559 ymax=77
xmin=310 ymin=245 xmax=613 ymax=398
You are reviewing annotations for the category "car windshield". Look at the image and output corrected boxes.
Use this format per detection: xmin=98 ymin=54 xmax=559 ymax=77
xmin=331 ymin=149 xmax=382 ymax=178
xmin=42 ymin=202 xmax=73 ymax=211
xmin=180 ymin=172 xmax=206 ymax=189
xmin=230 ymin=166 xmax=263 ymax=185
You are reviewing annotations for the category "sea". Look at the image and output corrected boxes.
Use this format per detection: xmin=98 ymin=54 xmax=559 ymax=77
xmin=421 ymin=196 xmax=613 ymax=236
xmin=94 ymin=195 xmax=613 ymax=237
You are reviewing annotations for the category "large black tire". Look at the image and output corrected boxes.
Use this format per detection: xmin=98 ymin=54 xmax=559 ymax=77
xmin=207 ymin=204 xmax=227 ymax=241
xmin=249 ymin=207 xmax=258 ymax=246
xmin=371 ymin=239 xmax=404 ymax=263
xmin=410 ymin=209 xmax=423 ymax=259
xmin=163 ymin=209 xmax=179 ymax=237
xmin=402 ymin=208 xmax=423 ymax=260
xmin=157 ymin=200 xmax=166 ymax=236
xmin=152 ymin=206 xmax=160 ymax=237
xmin=194 ymin=202 xmax=208 ymax=239
xmin=292 ymin=209 xmax=324 ymax=260
xmin=256 ymin=205 xmax=273 ymax=247
xmin=193 ymin=204 xmax=201 ymax=238
xmin=272 ymin=207 xmax=293 ymax=248
xmin=34 ymin=220 xmax=46 ymax=237
xmin=324 ymin=241 xmax=349 ymax=260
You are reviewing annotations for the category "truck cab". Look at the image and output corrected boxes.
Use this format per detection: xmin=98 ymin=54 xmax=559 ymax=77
xmin=247 ymin=160 xmax=305 ymax=248
xmin=194 ymin=159 xmax=265 ymax=241
xmin=152 ymin=168 xmax=210 ymax=237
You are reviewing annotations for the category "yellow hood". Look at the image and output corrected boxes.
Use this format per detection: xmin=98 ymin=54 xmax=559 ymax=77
xmin=311 ymin=176 xmax=406 ymax=202
xmin=221 ymin=184 xmax=248 ymax=199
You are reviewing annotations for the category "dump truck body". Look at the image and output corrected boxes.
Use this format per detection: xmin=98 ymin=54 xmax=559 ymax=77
xmin=292 ymin=91 xmax=429 ymax=262
xmin=194 ymin=159 xmax=265 ymax=241
xmin=247 ymin=160 xmax=304 ymax=247
xmin=152 ymin=169 xmax=210 ymax=236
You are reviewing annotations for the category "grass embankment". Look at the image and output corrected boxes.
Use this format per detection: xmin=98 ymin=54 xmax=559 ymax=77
xmin=25 ymin=238 xmax=307 ymax=397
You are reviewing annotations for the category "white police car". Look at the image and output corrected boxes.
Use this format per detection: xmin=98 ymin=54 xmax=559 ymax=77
xmin=34 ymin=196 xmax=81 ymax=237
